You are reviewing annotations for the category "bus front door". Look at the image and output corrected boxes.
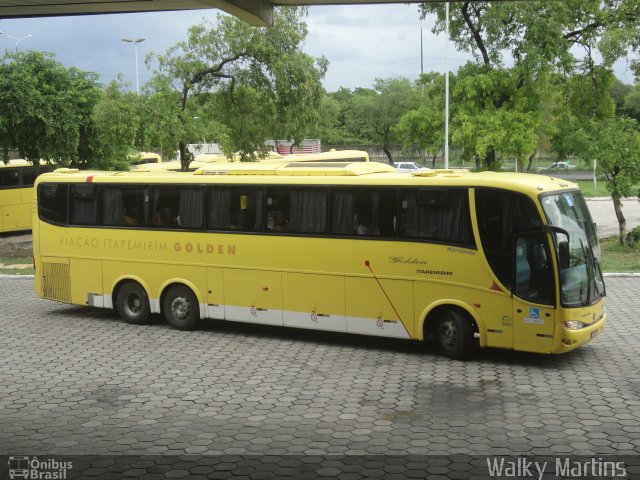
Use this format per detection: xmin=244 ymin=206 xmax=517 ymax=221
xmin=512 ymin=234 xmax=555 ymax=353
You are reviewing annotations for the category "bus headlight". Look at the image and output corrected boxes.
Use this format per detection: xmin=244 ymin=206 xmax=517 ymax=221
xmin=563 ymin=320 xmax=585 ymax=330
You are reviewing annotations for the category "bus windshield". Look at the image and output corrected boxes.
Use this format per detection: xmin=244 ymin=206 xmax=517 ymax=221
xmin=540 ymin=191 xmax=605 ymax=307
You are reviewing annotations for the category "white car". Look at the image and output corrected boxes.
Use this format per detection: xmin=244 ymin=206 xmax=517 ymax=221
xmin=394 ymin=161 xmax=428 ymax=173
xmin=539 ymin=161 xmax=577 ymax=172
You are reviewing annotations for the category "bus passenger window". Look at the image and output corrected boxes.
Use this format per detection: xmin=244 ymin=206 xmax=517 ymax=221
xmin=38 ymin=184 xmax=68 ymax=225
xmin=21 ymin=168 xmax=38 ymax=187
xmin=208 ymin=187 xmax=263 ymax=232
xmin=266 ymin=188 xmax=327 ymax=234
xmin=177 ymin=189 xmax=204 ymax=229
xmin=102 ymin=187 xmax=148 ymax=227
xmin=1 ymin=169 xmax=19 ymax=188
xmin=70 ymin=184 xmax=98 ymax=225
xmin=400 ymin=188 xmax=472 ymax=245
xmin=151 ymin=187 xmax=180 ymax=228
xmin=330 ymin=188 xmax=396 ymax=237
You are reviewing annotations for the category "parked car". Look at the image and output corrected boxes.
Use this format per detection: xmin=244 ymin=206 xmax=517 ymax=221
xmin=539 ymin=161 xmax=577 ymax=172
xmin=394 ymin=161 xmax=428 ymax=173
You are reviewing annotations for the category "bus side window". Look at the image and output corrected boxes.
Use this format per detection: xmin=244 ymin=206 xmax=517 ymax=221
xmin=151 ymin=187 xmax=180 ymax=228
xmin=70 ymin=184 xmax=98 ymax=225
xmin=208 ymin=187 xmax=263 ymax=232
xmin=266 ymin=189 xmax=290 ymax=232
xmin=1 ymin=169 xmax=20 ymax=188
xmin=38 ymin=184 xmax=68 ymax=225
xmin=330 ymin=188 xmax=396 ymax=237
xmin=21 ymin=168 xmax=38 ymax=187
xmin=399 ymin=188 xmax=473 ymax=245
xmin=177 ymin=188 xmax=204 ymax=229
xmin=102 ymin=187 xmax=148 ymax=227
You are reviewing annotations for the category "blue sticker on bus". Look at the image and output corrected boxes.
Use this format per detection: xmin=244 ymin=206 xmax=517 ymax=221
xmin=564 ymin=194 xmax=574 ymax=207
xmin=529 ymin=307 xmax=540 ymax=319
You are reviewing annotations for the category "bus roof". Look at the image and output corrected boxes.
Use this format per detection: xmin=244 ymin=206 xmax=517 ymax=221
xmin=40 ymin=162 xmax=580 ymax=198
xmin=130 ymin=150 xmax=369 ymax=172
xmin=262 ymin=149 xmax=369 ymax=163
xmin=1 ymin=159 xmax=52 ymax=168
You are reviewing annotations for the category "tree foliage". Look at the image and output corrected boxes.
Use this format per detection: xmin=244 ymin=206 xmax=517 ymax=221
xmin=147 ymin=7 xmax=327 ymax=168
xmin=417 ymin=1 xmax=639 ymax=169
xmin=0 ymin=51 xmax=98 ymax=166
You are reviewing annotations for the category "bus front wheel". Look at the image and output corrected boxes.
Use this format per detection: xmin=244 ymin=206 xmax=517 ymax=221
xmin=162 ymin=285 xmax=200 ymax=330
xmin=436 ymin=309 xmax=473 ymax=360
xmin=116 ymin=282 xmax=151 ymax=325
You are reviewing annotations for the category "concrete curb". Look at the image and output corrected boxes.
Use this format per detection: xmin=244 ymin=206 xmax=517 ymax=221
xmin=586 ymin=197 xmax=639 ymax=202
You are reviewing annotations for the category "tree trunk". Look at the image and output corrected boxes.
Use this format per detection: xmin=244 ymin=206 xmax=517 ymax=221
xmin=432 ymin=154 xmax=437 ymax=169
xmin=526 ymin=153 xmax=535 ymax=172
xmin=179 ymin=141 xmax=193 ymax=172
xmin=612 ymin=194 xmax=627 ymax=245
xmin=485 ymin=149 xmax=497 ymax=170
xmin=383 ymin=143 xmax=393 ymax=165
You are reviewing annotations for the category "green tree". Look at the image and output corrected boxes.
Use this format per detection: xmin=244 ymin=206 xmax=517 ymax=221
xmin=419 ymin=1 xmax=640 ymax=169
xmin=345 ymin=78 xmax=421 ymax=164
xmin=0 ymin=51 xmax=99 ymax=167
xmin=574 ymin=117 xmax=640 ymax=244
xmin=147 ymin=7 xmax=327 ymax=169
xmin=394 ymin=73 xmax=447 ymax=167
xmin=87 ymin=81 xmax=143 ymax=170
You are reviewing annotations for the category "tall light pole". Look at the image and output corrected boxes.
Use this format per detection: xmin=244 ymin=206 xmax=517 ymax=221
xmin=0 ymin=31 xmax=32 ymax=52
xmin=420 ymin=18 xmax=424 ymax=96
xmin=121 ymin=37 xmax=145 ymax=94
xmin=444 ymin=2 xmax=450 ymax=169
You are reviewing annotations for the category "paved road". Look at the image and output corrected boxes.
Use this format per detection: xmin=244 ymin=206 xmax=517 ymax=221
xmin=587 ymin=198 xmax=640 ymax=239
xmin=1 ymin=276 xmax=639 ymax=478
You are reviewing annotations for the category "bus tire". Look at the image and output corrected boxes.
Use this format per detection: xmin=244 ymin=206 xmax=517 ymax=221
xmin=436 ymin=309 xmax=473 ymax=360
xmin=116 ymin=282 xmax=151 ymax=325
xmin=162 ymin=285 xmax=200 ymax=330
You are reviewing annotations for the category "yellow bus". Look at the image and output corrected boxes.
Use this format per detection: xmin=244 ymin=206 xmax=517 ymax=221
xmin=33 ymin=162 xmax=606 ymax=359
xmin=1 ymin=159 xmax=52 ymax=233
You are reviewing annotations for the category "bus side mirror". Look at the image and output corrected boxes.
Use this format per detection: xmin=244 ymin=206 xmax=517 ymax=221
xmin=558 ymin=241 xmax=570 ymax=270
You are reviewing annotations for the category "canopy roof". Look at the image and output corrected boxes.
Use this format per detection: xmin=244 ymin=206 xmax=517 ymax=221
xmin=1 ymin=1 xmax=449 ymax=26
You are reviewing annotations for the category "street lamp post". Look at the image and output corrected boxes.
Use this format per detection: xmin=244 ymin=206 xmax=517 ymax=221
xmin=121 ymin=37 xmax=145 ymax=94
xmin=0 ymin=31 xmax=32 ymax=52
xmin=444 ymin=1 xmax=450 ymax=169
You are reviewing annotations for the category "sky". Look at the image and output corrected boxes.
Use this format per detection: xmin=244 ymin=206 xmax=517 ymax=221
xmin=0 ymin=4 xmax=636 ymax=92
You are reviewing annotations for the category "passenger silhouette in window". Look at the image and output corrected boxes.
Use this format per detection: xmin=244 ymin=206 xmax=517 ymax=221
xmin=272 ymin=211 xmax=289 ymax=232
xmin=356 ymin=211 xmax=372 ymax=236
xmin=124 ymin=206 xmax=140 ymax=226
xmin=154 ymin=206 xmax=178 ymax=228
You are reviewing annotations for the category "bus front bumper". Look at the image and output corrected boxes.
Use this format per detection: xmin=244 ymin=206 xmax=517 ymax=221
xmin=552 ymin=313 xmax=607 ymax=354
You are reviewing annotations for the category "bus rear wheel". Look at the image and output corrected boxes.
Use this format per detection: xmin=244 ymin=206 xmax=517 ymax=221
xmin=116 ymin=282 xmax=151 ymax=325
xmin=436 ymin=309 xmax=473 ymax=360
xmin=162 ymin=285 xmax=200 ymax=330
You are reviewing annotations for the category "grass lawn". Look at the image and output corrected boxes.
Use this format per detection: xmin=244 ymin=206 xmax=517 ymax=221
xmin=575 ymin=179 xmax=612 ymax=197
xmin=0 ymin=256 xmax=33 ymax=275
xmin=600 ymin=236 xmax=640 ymax=273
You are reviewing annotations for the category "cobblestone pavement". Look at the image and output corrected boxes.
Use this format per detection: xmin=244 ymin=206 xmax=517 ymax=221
xmin=1 ymin=277 xmax=640 ymax=479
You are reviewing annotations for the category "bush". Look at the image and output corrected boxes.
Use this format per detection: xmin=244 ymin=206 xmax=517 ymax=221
xmin=625 ymin=226 xmax=640 ymax=247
